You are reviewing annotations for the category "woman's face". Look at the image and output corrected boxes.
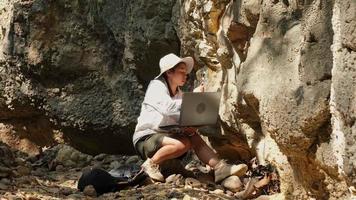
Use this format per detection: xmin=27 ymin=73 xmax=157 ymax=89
xmin=167 ymin=63 xmax=188 ymax=86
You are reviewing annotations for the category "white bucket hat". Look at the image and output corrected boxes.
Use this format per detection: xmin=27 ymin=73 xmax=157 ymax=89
xmin=155 ymin=53 xmax=194 ymax=79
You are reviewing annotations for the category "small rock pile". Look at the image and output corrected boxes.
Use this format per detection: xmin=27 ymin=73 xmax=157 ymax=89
xmin=0 ymin=143 xmax=280 ymax=199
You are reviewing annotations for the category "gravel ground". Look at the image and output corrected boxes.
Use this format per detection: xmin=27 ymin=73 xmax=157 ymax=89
xmin=0 ymin=143 xmax=280 ymax=200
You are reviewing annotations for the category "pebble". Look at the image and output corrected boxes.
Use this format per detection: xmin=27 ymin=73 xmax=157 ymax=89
xmin=55 ymin=164 xmax=64 ymax=171
xmin=103 ymin=156 xmax=115 ymax=164
xmin=17 ymin=166 xmax=31 ymax=176
xmin=60 ymin=187 xmax=73 ymax=196
xmin=166 ymin=174 xmax=183 ymax=184
xmin=226 ymin=190 xmax=234 ymax=196
xmin=83 ymin=185 xmax=97 ymax=197
xmin=63 ymin=160 xmax=76 ymax=167
xmin=0 ymin=182 xmax=9 ymax=190
xmin=31 ymin=168 xmax=46 ymax=176
xmin=183 ymin=194 xmax=193 ymax=200
xmin=16 ymin=176 xmax=33 ymax=185
xmin=25 ymin=195 xmax=41 ymax=200
xmin=15 ymin=157 xmax=26 ymax=165
xmin=91 ymin=162 xmax=102 ymax=169
xmin=110 ymin=161 xmax=120 ymax=169
xmin=211 ymin=189 xmax=225 ymax=195
xmin=221 ymin=175 xmax=243 ymax=192
xmin=67 ymin=193 xmax=84 ymax=199
xmin=0 ymin=166 xmax=12 ymax=178
xmin=125 ymin=156 xmax=139 ymax=165
xmin=0 ymin=178 xmax=11 ymax=185
xmin=70 ymin=152 xmax=80 ymax=161
xmin=185 ymin=177 xmax=201 ymax=188
xmin=254 ymin=195 xmax=271 ymax=200
xmin=5 ymin=194 xmax=23 ymax=200
xmin=94 ymin=153 xmax=106 ymax=161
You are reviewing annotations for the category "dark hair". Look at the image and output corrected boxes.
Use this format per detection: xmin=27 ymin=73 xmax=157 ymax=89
xmin=162 ymin=62 xmax=185 ymax=97
xmin=162 ymin=62 xmax=181 ymax=82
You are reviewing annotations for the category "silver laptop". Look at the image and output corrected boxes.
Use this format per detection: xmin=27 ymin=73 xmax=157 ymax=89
xmin=161 ymin=92 xmax=221 ymax=128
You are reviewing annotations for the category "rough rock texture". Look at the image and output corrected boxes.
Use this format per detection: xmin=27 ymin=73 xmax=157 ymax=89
xmin=174 ymin=0 xmax=355 ymax=199
xmin=330 ymin=0 xmax=356 ymax=194
xmin=0 ymin=0 xmax=179 ymax=155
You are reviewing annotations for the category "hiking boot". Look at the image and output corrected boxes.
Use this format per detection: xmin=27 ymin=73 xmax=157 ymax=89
xmin=141 ymin=158 xmax=164 ymax=182
xmin=214 ymin=160 xmax=248 ymax=183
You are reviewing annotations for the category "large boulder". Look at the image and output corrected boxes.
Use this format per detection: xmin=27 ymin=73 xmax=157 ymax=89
xmin=0 ymin=0 xmax=180 ymax=155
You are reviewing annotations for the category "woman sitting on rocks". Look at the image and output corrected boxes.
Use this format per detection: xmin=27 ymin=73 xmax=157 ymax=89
xmin=132 ymin=53 xmax=247 ymax=182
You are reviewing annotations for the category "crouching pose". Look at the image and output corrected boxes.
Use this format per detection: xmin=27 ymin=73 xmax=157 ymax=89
xmin=132 ymin=53 xmax=247 ymax=182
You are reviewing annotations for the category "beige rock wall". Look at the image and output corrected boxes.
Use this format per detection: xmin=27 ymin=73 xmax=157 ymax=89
xmin=174 ymin=0 xmax=355 ymax=199
xmin=330 ymin=0 xmax=356 ymax=196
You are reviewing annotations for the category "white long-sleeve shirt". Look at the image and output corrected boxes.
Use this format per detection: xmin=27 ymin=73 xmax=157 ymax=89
xmin=132 ymin=77 xmax=182 ymax=146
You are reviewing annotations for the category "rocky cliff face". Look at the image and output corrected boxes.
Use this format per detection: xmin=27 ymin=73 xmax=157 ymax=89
xmin=0 ymin=0 xmax=355 ymax=199
xmin=0 ymin=0 xmax=179 ymax=155
xmin=174 ymin=0 xmax=355 ymax=199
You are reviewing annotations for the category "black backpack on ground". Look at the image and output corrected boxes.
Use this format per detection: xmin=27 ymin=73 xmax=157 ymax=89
xmin=77 ymin=167 xmax=147 ymax=196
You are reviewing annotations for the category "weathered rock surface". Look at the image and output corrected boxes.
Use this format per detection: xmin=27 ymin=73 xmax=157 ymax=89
xmin=0 ymin=0 xmax=179 ymax=155
xmin=174 ymin=0 xmax=355 ymax=199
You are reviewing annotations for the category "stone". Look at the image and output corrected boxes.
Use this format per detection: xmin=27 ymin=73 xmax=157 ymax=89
xmin=0 ymin=182 xmax=9 ymax=190
xmin=225 ymin=190 xmax=234 ymax=196
xmin=221 ymin=176 xmax=243 ymax=192
xmin=254 ymin=195 xmax=271 ymax=200
xmin=94 ymin=153 xmax=106 ymax=161
xmin=211 ymin=189 xmax=225 ymax=195
xmin=0 ymin=178 xmax=11 ymax=185
xmin=31 ymin=168 xmax=47 ymax=176
xmin=0 ymin=166 xmax=12 ymax=178
xmin=83 ymin=185 xmax=97 ymax=197
xmin=166 ymin=174 xmax=184 ymax=184
xmin=109 ymin=161 xmax=121 ymax=169
xmin=55 ymin=145 xmax=92 ymax=168
xmin=6 ymin=194 xmax=23 ymax=200
xmin=25 ymin=195 xmax=41 ymax=200
xmin=67 ymin=194 xmax=84 ymax=199
xmin=0 ymin=145 xmax=15 ymax=166
xmin=55 ymin=165 xmax=64 ymax=171
xmin=125 ymin=155 xmax=140 ymax=165
xmin=182 ymin=194 xmax=192 ymax=200
xmin=70 ymin=151 xmax=80 ymax=161
xmin=16 ymin=166 xmax=31 ymax=176
xmin=63 ymin=160 xmax=77 ymax=167
xmin=15 ymin=158 xmax=25 ymax=165
xmin=184 ymin=177 xmax=202 ymax=188
xmin=166 ymin=174 xmax=178 ymax=184
xmin=60 ymin=187 xmax=73 ymax=196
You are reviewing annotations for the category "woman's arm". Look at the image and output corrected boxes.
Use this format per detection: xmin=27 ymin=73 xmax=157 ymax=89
xmin=143 ymin=80 xmax=182 ymax=116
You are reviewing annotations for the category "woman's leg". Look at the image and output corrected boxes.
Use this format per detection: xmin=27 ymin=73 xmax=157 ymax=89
xmin=141 ymin=134 xmax=191 ymax=181
xmin=189 ymin=134 xmax=248 ymax=182
xmin=189 ymin=134 xmax=219 ymax=167
xmin=150 ymin=136 xmax=191 ymax=164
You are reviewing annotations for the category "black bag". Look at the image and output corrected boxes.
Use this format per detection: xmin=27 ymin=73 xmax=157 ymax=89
xmin=77 ymin=167 xmax=147 ymax=196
